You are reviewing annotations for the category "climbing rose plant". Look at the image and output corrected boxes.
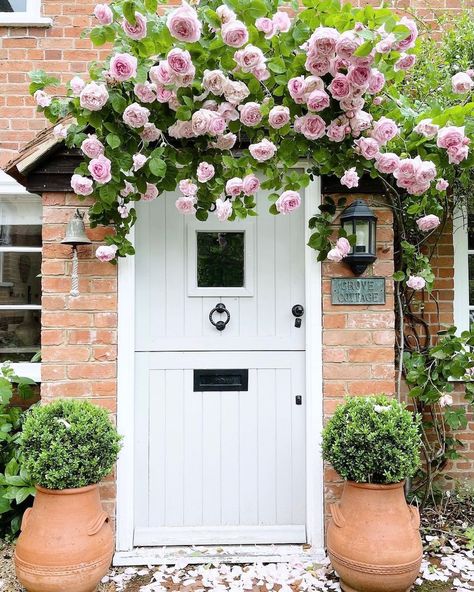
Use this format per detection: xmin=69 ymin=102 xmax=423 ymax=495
xmin=30 ymin=0 xmax=474 ymax=291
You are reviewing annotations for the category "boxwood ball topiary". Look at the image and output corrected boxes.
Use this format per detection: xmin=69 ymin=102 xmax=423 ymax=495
xmin=21 ymin=399 xmax=122 ymax=490
xmin=322 ymin=395 xmax=421 ymax=484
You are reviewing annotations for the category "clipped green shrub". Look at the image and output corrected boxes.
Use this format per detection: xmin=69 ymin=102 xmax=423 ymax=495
xmin=21 ymin=399 xmax=122 ymax=490
xmin=322 ymin=396 xmax=421 ymax=484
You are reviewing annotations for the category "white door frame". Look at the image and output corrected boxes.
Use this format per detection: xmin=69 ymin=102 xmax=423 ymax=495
xmin=114 ymin=177 xmax=324 ymax=564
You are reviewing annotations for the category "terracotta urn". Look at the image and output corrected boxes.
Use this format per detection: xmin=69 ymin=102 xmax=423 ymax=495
xmin=15 ymin=484 xmax=114 ymax=592
xmin=327 ymin=481 xmax=423 ymax=592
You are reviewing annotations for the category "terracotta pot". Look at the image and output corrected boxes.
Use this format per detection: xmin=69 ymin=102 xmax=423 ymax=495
xmin=327 ymin=481 xmax=422 ymax=592
xmin=15 ymin=484 xmax=114 ymax=592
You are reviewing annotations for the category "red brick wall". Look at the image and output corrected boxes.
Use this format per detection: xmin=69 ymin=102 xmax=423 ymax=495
xmin=41 ymin=192 xmax=118 ymax=518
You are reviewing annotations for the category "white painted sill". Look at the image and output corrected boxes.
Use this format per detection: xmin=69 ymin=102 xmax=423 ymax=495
xmin=11 ymin=362 xmax=41 ymax=383
xmin=0 ymin=15 xmax=52 ymax=27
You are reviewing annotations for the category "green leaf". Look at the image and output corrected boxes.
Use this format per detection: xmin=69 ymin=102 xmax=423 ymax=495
xmin=392 ymin=271 xmax=405 ymax=282
xmin=148 ymin=158 xmax=167 ymax=177
xmin=90 ymin=27 xmax=107 ymax=47
xmin=354 ymin=41 xmax=373 ymax=57
xmin=110 ymin=93 xmax=127 ymax=114
xmin=268 ymin=57 xmax=287 ymax=74
xmin=144 ymin=0 xmax=158 ymax=12
xmin=106 ymin=134 xmax=121 ymax=149
xmin=123 ymin=1 xmax=137 ymax=25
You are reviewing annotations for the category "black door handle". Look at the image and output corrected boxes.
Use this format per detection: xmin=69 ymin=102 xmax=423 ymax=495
xmin=292 ymin=304 xmax=304 ymax=328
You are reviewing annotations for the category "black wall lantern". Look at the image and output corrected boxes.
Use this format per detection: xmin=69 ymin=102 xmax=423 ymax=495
xmin=340 ymin=199 xmax=377 ymax=276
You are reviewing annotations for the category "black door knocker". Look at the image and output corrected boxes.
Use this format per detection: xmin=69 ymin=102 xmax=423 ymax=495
xmin=209 ymin=302 xmax=230 ymax=331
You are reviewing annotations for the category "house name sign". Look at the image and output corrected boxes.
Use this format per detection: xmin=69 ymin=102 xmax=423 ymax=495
xmin=331 ymin=277 xmax=386 ymax=305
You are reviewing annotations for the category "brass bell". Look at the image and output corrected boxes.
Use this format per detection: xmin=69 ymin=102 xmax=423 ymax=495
xmin=61 ymin=209 xmax=92 ymax=246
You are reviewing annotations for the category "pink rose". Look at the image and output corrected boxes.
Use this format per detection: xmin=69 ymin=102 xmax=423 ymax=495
xmin=273 ymin=11 xmax=291 ymax=33
xmin=394 ymin=157 xmax=419 ymax=183
xmin=132 ymin=153 xmax=147 ymax=171
xmin=81 ymin=135 xmax=104 ymax=159
xmin=341 ymin=97 xmax=365 ymax=112
xmin=249 ymin=138 xmax=277 ymax=162
xmin=175 ymin=196 xmax=195 ymax=214
xmin=96 ymin=245 xmax=118 ymax=262
xmin=395 ymin=17 xmax=418 ymax=51
xmin=221 ymin=20 xmax=249 ymax=48
xmin=70 ymin=76 xmax=85 ymax=96
xmin=406 ymin=275 xmax=426 ymax=291
xmin=234 ymin=45 xmax=266 ymax=73
xmin=155 ymin=85 xmax=174 ymax=104
xmin=375 ymin=152 xmax=400 ymax=174
xmin=303 ymin=75 xmax=324 ymax=96
xmin=123 ymin=103 xmax=150 ymax=128
xmin=307 ymin=89 xmax=330 ymax=112
xmin=34 ymin=90 xmax=51 ymax=108
xmin=225 ymin=177 xmax=244 ymax=197
xmin=167 ymin=1 xmax=201 ymax=43
xmin=447 ymin=145 xmax=469 ymax=164
xmin=238 ymin=102 xmax=262 ymax=127
xmin=80 ymin=82 xmax=109 ymax=111
xmin=415 ymin=119 xmax=439 ymax=139
xmin=349 ymin=110 xmax=373 ymax=136
xmin=327 ymin=247 xmax=344 ymax=262
xmin=141 ymin=183 xmax=159 ymax=201
xmin=437 ymin=126 xmax=466 ymax=149
xmin=368 ymin=68 xmax=385 ymax=94
xmin=375 ymin=33 xmax=395 ymax=54
xmin=120 ymin=181 xmax=134 ymax=197
xmin=223 ymin=80 xmax=250 ymax=104
xmin=110 ymin=53 xmax=137 ymax=81
xmin=372 ymin=97 xmax=384 ymax=106
xmin=355 ymin=137 xmax=380 ymax=160
xmin=394 ymin=53 xmax=416 ymax=71
xmin=416 ymin=214 xmax=440 ymax=232
xmin=439 ymin=394 xmax=453 ymax=407
xmin=88 ymin=154 xmax=112 ymax=184
xmin=118 ymin=204 xmax=128 ymax=219
xmin=335 ymin=30 xmax=360 ymax=60
xmin=209 ymin=132 xmax=237 ymax=150
xmin=340 ymin=167 xmax=359 ymax=188
xmin=218 ymin=102 xmax=239 ymax=121
xmin=256 ymin=17 xmax=275 ymax=39
xmin=242 ymin=174 xmax=260 ymax=195
xmin=275 ymin=190 xmax=301 ymax=214
xmin=203 ymin=69 xmax=227 ymax=95
xmin=329 ymin=57 xmax=350 ymax=76
xmin=328 ymin=73 xmax=350 ymax=100
xmin=71 ymin=174 xmax=93 ymax=196
xmin=216 ymin=5 xmax=236 ymax=24
xmin=134 ymin=82 xmax=157 ymax=104
xmin=436 ymin=178 xmax=449 ymax=191
xmin=197 ymin=162 xmax=215 ymax=183
xmin=168 ymin=120 xmax=194 ymax=139
xmin=149 ymin=61 xmax=176 ymax=86
xmin=417 ymin=159 xmax=437 ymax=184
xmin=167 ymin=48 xmax=194 ymax=75
xmin=336 ymin=237 xmax=351 ymax=256
xmin=94 ymin=3 xmax=113 ymax=25
xmin=122 ymin=12 xmax=147 ymax=40
xmin=294 ymin=114 xmax=326 ymax=140
xmin=53 ymin=124 xmax=68 ymax=139
xmin=268 ymin=105 xmax=290 ymax=129
xmin=308 ymin=27 xmax=339 ymax=56
xmin=347 ymin=65 xmax=371 ymax=88
xmin=179 ymin=179 xmax=198 ymax=197
xmin=305 ymin=55 xmax=331 ymax=77
xmin=215 ymin=198 xmax=233 ymax=222
xmin=288 ymin=76 xmax=306 ymax=103
xmin=326 ymin=119 xmax=347 ymax=142
xmin=372 ymin=117 xmax=399 ymax=145
xmin=452 ymin=72 xmax=473 ymax=94
xmin=191 ymin=109 xmax=214 ymax=135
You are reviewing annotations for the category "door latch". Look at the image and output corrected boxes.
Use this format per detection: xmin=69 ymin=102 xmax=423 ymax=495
xmin=295 ymin=395 xmax=302 ymax=406
xmin=292 ymin=304 xmax=305 ymax=328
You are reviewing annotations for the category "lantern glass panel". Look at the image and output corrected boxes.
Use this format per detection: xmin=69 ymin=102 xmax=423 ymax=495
xmin=355 ymin=220 xmax=369 ymax=253
xmin=369 ymin=219 xmax=376 ymax=254
xmin=343 ymin=221 xmax=355 ymax=253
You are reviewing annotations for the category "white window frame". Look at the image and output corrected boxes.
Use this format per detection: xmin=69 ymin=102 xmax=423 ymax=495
xmin=0 ymin=0 xmax=51 ymax=26
xmin=453 ymin=207 xmax=472 ymax=335
xmin=0 ymin=171 xmax=41 ymax=382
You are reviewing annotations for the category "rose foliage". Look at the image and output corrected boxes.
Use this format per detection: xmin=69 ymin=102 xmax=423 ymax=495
xmin=29 ymin=0 xmax=474 ymax=287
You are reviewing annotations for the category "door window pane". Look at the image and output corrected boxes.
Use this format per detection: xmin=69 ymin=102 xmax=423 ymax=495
xmin=0 ymin=309 xmax=40 ymax=362
xmin=197 ymin=231 xmax=244 ymax=288
xmin=0 ymin=252 xmax=41 ymax=305
xmin=0 ymin=0 xmax=27 ymax=11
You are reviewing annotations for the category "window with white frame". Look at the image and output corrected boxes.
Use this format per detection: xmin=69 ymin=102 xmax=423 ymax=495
xmin=0 ymin=172 xmax=41 ymax=381
xmin=453 ymin=207 xmax=474 ymax=334
xmin=0 ymin=0 xmax=50 ymax=26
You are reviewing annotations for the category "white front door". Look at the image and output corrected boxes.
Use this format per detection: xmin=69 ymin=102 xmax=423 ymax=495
xmin=134 ymin=187 xmax=307 ymax=546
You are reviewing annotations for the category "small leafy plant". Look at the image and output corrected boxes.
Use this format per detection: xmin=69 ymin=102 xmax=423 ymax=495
xmin=322 ymin=395 xmax=421 ymax=484
xmin=21 ymin=399 xmax=122 ymax=490
xmin=0 ymin=363 xmax=37 ymax=537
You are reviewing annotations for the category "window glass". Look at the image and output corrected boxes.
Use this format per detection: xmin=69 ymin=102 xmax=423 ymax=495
xmin=197 ymin=231 xmax=245 ymax=288
xmin=0 ymin=252 xmax=41 ymax=305
xmin=469 ymin=254 xmax=474 ymax=307
xmin=0 ymin=0 xmax=27 ymax=11
xmin=468 ymin=213 xmax=474 ymax=251
xmin=0 ymin=309 xmax=40 ymax=362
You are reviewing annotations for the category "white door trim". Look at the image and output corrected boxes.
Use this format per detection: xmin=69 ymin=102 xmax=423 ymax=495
xmin=115 ymin=177 xmax=323 ymax=563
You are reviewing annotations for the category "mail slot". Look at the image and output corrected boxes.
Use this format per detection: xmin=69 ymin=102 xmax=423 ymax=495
xmin=193 ymin=369 xmax=248 ymax=392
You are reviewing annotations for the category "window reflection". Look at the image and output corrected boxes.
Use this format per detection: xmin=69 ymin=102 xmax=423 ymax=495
xmin=197 ymin=232 xmax=245 ymax=288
